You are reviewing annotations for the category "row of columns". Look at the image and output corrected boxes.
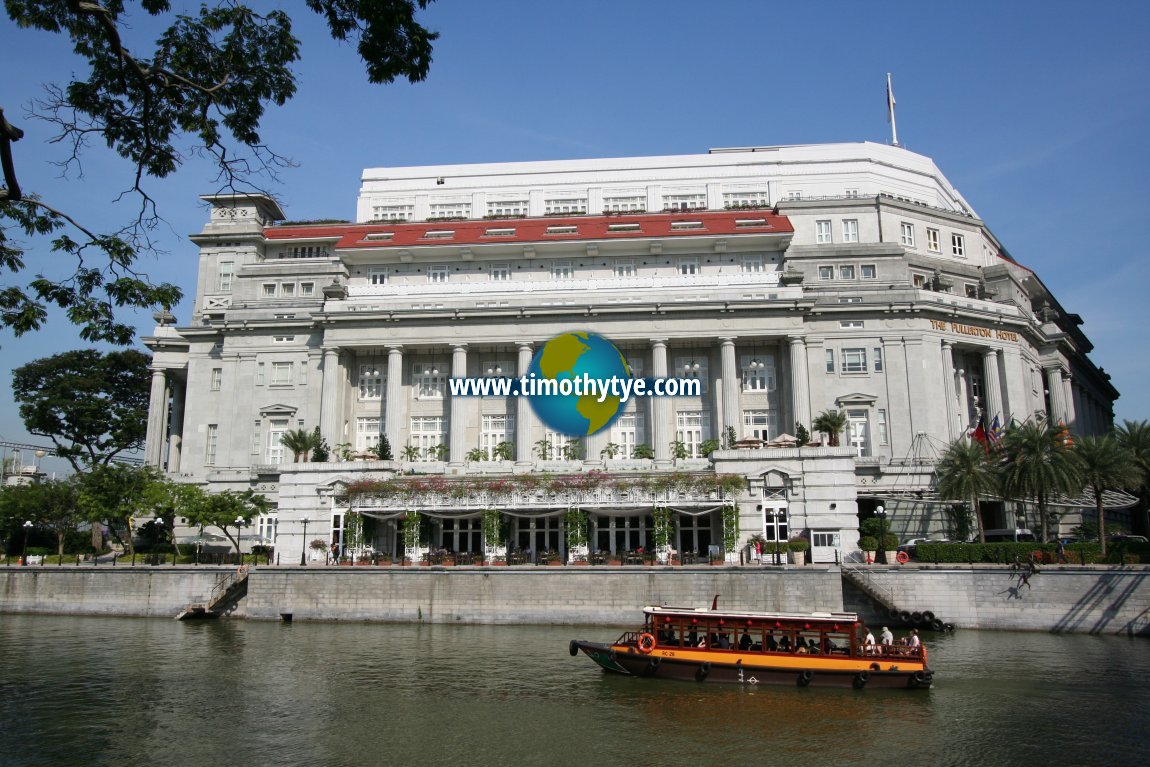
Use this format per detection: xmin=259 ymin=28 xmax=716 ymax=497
xmin=144 ymin=368 xmax=184 ymax=471
xmin=318 ymin=335 xmax=815 ymax=463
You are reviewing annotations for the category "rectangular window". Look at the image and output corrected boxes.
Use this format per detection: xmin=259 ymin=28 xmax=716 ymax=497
xmin=273 ymin=335 xmax=294 ymax=344
xmin=608 ymin=411 xmax=645 ymax=458
xmin=840 ymin=320 xmax=864 ymax=329
xmin=486 ymin=200 xmax=529 ymax=217
xmin=818 ymin=265 xmax=834 ymax=280
xmin=280 ymin=283 xmax=295 ymax=297
xmin=912 ymin=273 xmax=927 ymax=289
xmin=256 ymin=362 xmax=265 ymax=386
xmin=544 ymin=199 xmax=588 ymax=215
xmin=842 ymin=220 xmax=859 ymax=243
xmin=675 ymin=356 xmax=709 ymax=394
xmin=368 ymin=267 xmax=388 ymax=285
xmin=675 ymin=411 xmax=712 ymax=458
xmin=878 ymin=409 xmax=889 ymax=445
xmin=614 ymin=259 xmax=636 ymax=277
xmin=412 ymin=362 xmax=446 ymax=399
xmin=217 ymin=261 xmax=234 ymax=293
xmin=480 ymin=414 xmax=515 ymax=457
xmin=723 ymin=191 xmax=769 ymax=208
xmin=815 ymin=220 xmax=832 ymax=244
xmin=786 ymin=191 xmax=803 ymax=201
xmin=742 ymin=409 xmax=777 ymax=442
xmin=812 ymin=532 xmax=841 ymax=548
xmin=371 ymin=203 xmax=413 ymax=222
xmin=251 ymin=420 xmax=261 ymax=455
xmin=602 ymin=195 xmax=645 ymax=212
xmin=210 ymin=368 xmax=222 ymax=391
xmin=205 ymin=424 xmax=218 ymax=466
xmin=966 ymin=283 xmax=979 ymax=298
xmin=678 ymin=258 xmax=700 ymax=276
xmin=356 ymin=417 xmax=382 ymax=451
xmin=300 ymin=282 xmax=315 ymax=296
xmin=410 ymin=415 xmax=446 ymax=461
xmin=860 ymin=264 xmax=877 ymax=279
xmin=900 ymin=222 xmax=915 ymax=247
xmin=428 ymin=202 xmax=471 ymax=219
xmin=428 ymin=265 xmax=449 ymax=283
xmin=841 ymin=348 xmax=868 ymax=374
xmin=359 ymin=364 xmax=384 ymax=400
xmin=927 ymin=228 xmax=941 ymax=253
xmin=607 ymin=223 xmax=640 ymax=232
xmin=663 ymin=193 xmax=706 ymax=211
xmin=670 ymin=221 xmax=704 ymax=231
xmin=839 ymin=265 xmax=856 ymax=280
xmin=741 ymin=354 xmax=775 ymax=392
xmin=839 ymin=296 xmax=863 ymax=304
xmin=271 ymin=361 xmax=294 ymax=385
xmin=267 ymin=418 xmax=288 ymax=464
xmin=826 ymin=349 xmax=835 ymax=374
xmin=262 ymin=283 xmax=277 ymax=297
xmin=551 ymin=261 xmax=574 ymax=280
xmin=490 ymin=263 xmax=511 ymax=281
xmin=874 ymin=347 xmax=884 ymax=372
xmin=845 ymin=188 xmax=860 ymax=198
xmin=741 ymin=255 xmax=764 ymax=273
xmin=952 ymin=234 xmax=966 ymax=257
xmin=546 ymin=225 xmax=578 ymax=235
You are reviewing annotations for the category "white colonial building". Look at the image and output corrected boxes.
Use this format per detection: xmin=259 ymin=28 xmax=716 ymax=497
xmin=144 ymin=141 xmax=1117 ymax=564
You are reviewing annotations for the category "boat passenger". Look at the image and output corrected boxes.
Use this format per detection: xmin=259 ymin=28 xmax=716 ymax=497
xmin=739 ymin=632 xmax=753 ymax=650
xmin=881 ymin=626 xmax=894 ymax=646
xmin=777 ymin=635 xmax=790 ymax=652
xmin=909 ymin=629 xmax=921 ymax=649
xmin=717 ymin=634 xmax=731 ymax=649
xmin=766 ymin=634 xmax=779 ymax=651
xmin=863 ymin=627 xmax=876 ymax=654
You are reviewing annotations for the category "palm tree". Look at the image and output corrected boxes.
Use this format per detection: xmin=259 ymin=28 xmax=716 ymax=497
xmin=998 ymin=418 xmax=1083 ymax=543
xmin=1075 ymin=435 xmax=1140 ymax=558
xmin=935 ymin=437 xmax=998 ymax=543
xmin=1115 ymin=420 xmax=1150 ymax=538
xmin=812 ymin=409 xmax=848 ymax=447
xmin=280 ymin=427 xmax=321 ymax=463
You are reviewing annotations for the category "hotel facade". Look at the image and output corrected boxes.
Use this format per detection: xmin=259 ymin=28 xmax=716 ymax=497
xmin=144 ymin=142 xmax=1117 ymax=565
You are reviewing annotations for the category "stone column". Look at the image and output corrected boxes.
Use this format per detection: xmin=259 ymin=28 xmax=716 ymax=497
xmin=449 ymin=344 xmax=468 ymax=463
xmin=1063 ymin=374 xmax=1077 ymax=430
xmin=144 ymin=368 xmax=168 ymax=467
xmin=940 ymin=341 xmax=958 ymax=440
xmin=168 ymin=377 xmax=185 ymax=473
xmin=956 ymin=364 xmax=970 ymax=429
xmin=385 ymin=346 xmax=404 ymax=453
xmin=1000 ymin=346 xmax=1029 ymax=426
xmin=516 ymin=343 xmax=534 ymax=463
xmin=788 ymin=337 xmax=811 ymax=433
xmin=651 ymin=339 xmax=670 ymax=461
xmin=1046 ymin=367 xmax=1067 ymax=424
xmin=319 ymin=347 xmax=342 ymax=447
xmin=982 ymin=348 xmax=1004 ymax=428
xmin=719 ymin=338 xmax=739 ymax=442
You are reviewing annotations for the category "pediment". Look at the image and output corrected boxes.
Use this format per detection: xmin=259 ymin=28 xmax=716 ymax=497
xmin=835 ymin=392 xmax=878 ymax=406
xmin=259 ymin=403 xmax=298 ymax=416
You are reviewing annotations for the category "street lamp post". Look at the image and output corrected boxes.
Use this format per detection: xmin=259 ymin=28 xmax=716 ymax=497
xmin=234 ymin=516 xmax=246 ymax=565
xmin=300 ymin=517 xmax=310 ymax=566
xmin=876 ymin=506 xmax=888 ymax=565
xmin=21 ymin=520 xmax=32 ymax=565
xmin=154 ymin=517 xmax=165 ymax=566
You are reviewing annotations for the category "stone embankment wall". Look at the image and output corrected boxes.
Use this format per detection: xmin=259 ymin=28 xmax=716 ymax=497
xmin=0 ymin=566 xmax=844 ymax=623
xmin=843 ymin=564 xmax=1150 ymax=636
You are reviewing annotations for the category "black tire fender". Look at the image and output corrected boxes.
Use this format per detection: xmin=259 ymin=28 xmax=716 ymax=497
xmin=695 ymin=662 xmax=711 ymax=682
xmin=898 ymin=610 xmax=912 ymax=623
xmin=608 ymin=649 xmax=617 ymax=663
xmin=922 ymin=610 xmax=936 ymax=622
xmin=911 ymin=611 xmax=923 ymax=624
xmin=930 ymin=618 xmax=945 ymax=632
xmin=853 ymin=671 xmax=869 ymax=689
xmin=797 ymin=670 xmax=814 ymax=687
xmin=569 ymin=640 xmax=579 ymax=657
xmin=910 ymin=670 xmax=927 ymax=688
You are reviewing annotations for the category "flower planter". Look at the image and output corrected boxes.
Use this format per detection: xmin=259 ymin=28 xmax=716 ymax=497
xmin=546 ymin=560 xmax=563 ymax=567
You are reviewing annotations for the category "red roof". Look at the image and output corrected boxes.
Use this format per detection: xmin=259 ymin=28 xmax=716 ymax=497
xmin=263 ymin=209 xmax=793 ymax=249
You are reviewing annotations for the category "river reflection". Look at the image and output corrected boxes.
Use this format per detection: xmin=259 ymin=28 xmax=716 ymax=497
xmin=0 ymin=615 xmax=1145 ymax=767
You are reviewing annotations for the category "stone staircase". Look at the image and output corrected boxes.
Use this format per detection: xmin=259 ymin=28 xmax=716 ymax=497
xmin=175 ymin=568 xmax=249 ymax=620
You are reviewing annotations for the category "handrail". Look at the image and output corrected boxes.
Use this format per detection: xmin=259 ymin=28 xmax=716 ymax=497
xmin=840 ymin=560 xmax=898 ymax=611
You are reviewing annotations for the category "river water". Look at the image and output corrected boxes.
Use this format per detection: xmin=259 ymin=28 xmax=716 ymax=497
xmin=0 ymin=614 xmax=1145 ymax=767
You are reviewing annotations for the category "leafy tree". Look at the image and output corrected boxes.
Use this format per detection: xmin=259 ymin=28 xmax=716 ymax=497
xmin=311 ymin=429 xmax=331 ymax=462
xmin=401 ymin=444 xmax=422 ymax=461
xmin=998 ymin=418 xmax=1083 ymax=543
xmin=812 ymin=409 xmax=848 ymax=447
xmin=1075 ymin=435 xmax=1140 ymax=558
xmin=369 ymin=435 xmax=393 ymax=461
xmin=12 ymin=349 xmax=150 ymax=471
xmin=0 ymin=478 xmax=82 ymax=559
xmin=2 ymin=1 xmax=438 ymax=342
xmin=631 ymin=443 xmax=655 ymax=460
xmin=491 ymin=441 xmax=514 ymax=462
xmin=699 ymin=438 xmax=721 ymax=458
xmin=533 ymin=439 xmax=553 ymax=460
xmin=935 ymin=437 xmax=999 ymax=543
xmin=279 ymin=427 xmax=320 ymax=462
xmin=465 ymin=447 xmax=488 ymax=462
xmin=76 ymin=463 xmax=167 ymax=555
xmin=180 ymin=486 xmax=270 ymax=556
xmin=599 ymin=442 xmax=621 ymax=460
xmin=795 ymin=424 xmax=811 ymax=447
xmin=1115 ymin=420 xmax=1150 ymax=537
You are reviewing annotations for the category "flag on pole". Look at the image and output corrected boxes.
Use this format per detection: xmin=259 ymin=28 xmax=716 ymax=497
xmin=971 ymin=414 xmax=988 ymax=447
xmin=886 ymin=73 xmax=900 ymax=147
xmin=989 ymin=415 xmax=1004 ymax=445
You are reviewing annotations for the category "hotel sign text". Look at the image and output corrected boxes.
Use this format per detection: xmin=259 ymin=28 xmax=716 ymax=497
xmin=930 ymin=319 xmax=1018 ymax=342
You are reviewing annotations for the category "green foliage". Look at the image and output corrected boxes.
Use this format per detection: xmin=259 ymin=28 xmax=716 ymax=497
xmin=465 ymin=447 xmax=488 ymax=462
xmin=12 ymin=349 xmax=150 ymax=471
xmin=369 ymin=435 xmax=393 ymax=461
xmin=402 ymin=510 xmax=423 ymax=550
xmin=179 ymin=486 xmax=270 ymax=554
xmin=935 ymin=437 xmax=998 ymax=543
xmin=0 ymin=478 xmax=82 ymax=557
xmin=334 ymin=443 xmax=356 ymax=461
xmin=559 ymin=441 xmax=582 ymax=460
xmin=631 ymin=443 xmax=655 ymax=460
xmin=1116 ymin=420 xmax=1150 ymax=537
xmin=77 ymin=464 xmax=168 ymax=554
xmin=721 ymin=502 xmax=740 ymax=552
xmin=564 ymin=507 xmax=589 ymax=549
xmin=722 ymin=426 xmax=737 ymax=450
xmin=812 ymin=409 xmax=848 ymax=447
xmin=699 ymin=438 xmax=720 ymax=458
xmin=599 ymin=442 xmax=622 ymax=460
xmin=482 ymin=508 xmax=505 ymax=547
xmin=795 ymin=424 xmax=811 ymax=447
xmin=858 ymin=535 xmax=878 ymax=551
xmin=533 ymin=439 xmax=553 ymax=460
xmin=280 ymin=427 xmax=321 ymax=462
xmin=913 ymin=541 xmax=1148 ymax=565
xmin=999 ymin=418 xmax=1083 ymax=542
xmin=1076 ymin=434 xmax=1141 ymax=557
xmin=651 ymin=505 xmax=674 ymax=548
xmin=427 ymin=443 xmax=449 ymax=461
xmin=401 ymin=444 xmax=422 ymax=461
xmin=2 ymin=1 xmax=437 ymax=341
xmin=311 ymin=428 xmax=331 ymax=462
xmin=786 ymin=537 xmax=810 ymax=552
xmin=491 ymin=441 xmax=514 ymax=461
xmin=669 ymin=440 xmax=689 ymax=460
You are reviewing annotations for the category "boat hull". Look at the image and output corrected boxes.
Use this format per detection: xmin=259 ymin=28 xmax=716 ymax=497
xmin=570 ymin=640 xmax=933 ymax=690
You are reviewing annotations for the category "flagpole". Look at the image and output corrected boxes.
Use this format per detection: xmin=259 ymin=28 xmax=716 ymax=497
xmin=886 ymin=72 xmax=900 ymax=147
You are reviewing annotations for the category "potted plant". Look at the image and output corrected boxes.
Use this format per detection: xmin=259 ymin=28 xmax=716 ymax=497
xmin=465 ymin=447 xmax=488 ymax=463
xmin=669 ymin=440 xmax=690 ymax=460
xmin=788 ymin=537 xmax=810 ymax=565
xmin=632 ymin=443 xmax=655 ymax=460
xmin=491 ymin=441 xmax=515 ymax=462
xmin=700 ymin=438 xmax=721 ymax=458
xmin=858 ymin=536 xmax=878 ymax=562
xmin=401 ymin=444 xmax=422 ymax=462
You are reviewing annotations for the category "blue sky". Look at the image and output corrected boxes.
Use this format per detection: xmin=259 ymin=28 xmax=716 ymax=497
xmin=2 ymin=0 xmax=1149 ymax=474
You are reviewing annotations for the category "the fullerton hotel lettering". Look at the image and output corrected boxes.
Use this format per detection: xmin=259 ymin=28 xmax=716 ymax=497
xmin=929 ymin=319 xmax=1019 ymax=342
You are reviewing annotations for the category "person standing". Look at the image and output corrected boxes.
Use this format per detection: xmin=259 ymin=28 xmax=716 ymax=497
xmin=881 ymin=626 xmax=894 ymax=646
xmin=909 ymin=629 xmax=921 ymax=648
xmin=863 ymin=627 xmax=876 ymax=654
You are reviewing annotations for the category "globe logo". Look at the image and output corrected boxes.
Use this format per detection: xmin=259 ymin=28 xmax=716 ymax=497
xmin=526 ymin=332 xmax=631 ymax=437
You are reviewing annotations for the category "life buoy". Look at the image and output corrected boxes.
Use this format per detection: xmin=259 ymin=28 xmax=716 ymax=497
xmin=637 ymin=633 xmax=656 ymax=654
xmin=896 ymin=551 xmax=910 ymax=564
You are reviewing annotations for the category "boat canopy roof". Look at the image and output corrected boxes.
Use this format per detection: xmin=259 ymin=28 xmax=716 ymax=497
xmin=643 ymin=605 xmax=859 ymax=624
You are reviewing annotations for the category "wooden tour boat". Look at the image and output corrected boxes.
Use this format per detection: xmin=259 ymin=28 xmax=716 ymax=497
xmin=570 ymin=599 xmax=934 ymax=690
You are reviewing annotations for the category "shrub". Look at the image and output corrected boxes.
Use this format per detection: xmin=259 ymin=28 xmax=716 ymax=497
xmin=858 ymin=536 xmax=878 ymax=551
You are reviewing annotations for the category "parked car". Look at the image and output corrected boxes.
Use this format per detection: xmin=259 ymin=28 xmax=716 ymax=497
xmin=897 ymin=539 xmax=950 ymax=559
xmin=1109 ymin=534 xmax=1149 ymax=544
